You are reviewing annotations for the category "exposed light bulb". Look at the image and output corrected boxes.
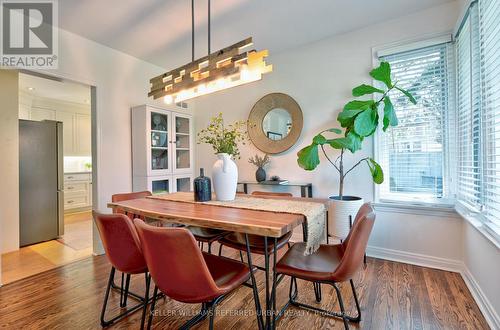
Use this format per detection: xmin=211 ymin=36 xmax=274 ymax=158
xmin=164 ymin=95 xmax=173 ymax=104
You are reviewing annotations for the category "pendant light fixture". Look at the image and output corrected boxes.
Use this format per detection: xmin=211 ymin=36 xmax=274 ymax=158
xmin=148 ymin=0 xmax=272 ymax=104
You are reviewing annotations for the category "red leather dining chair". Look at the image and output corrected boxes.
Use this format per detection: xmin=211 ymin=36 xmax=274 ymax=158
xmin=112 ymin=191 xmax=228 ymax=254
xmin=133 ymin=219 xmax=260 ymax=330
xmin=274 ymin=203 xmax=375 ymax=329
xmin=217 ymin=191 xmax=293 ymax=265
xmin=93 ymin=211 xmax=151 ymax=328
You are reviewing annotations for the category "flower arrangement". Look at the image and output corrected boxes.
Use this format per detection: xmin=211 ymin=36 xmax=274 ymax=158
xmin=197 ymin=112 xmax=247 ymax=159
xmin=248 ymin=154 xmax=270 ymax=168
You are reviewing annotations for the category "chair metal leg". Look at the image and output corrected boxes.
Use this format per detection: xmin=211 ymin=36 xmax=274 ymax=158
xmin=101 ymin=267 xmax=147 ymax=327
xmin=218 ymin=243 xmax=223 ymax=256
xmin=208 ymin=242 xmax=212 ymax=254
xmin=208 ymin=295 xmax=225 ymax=330
xmin=275 ymin=276 xmax=361 ymax=328
xmin=333 ymin=283 xmax=349 ymax=330
xmin=314 ymin=282 xmax=322 ymax=302
xmin=178 ymin=303 xmax=209 ymax=330
xmin=140 ymin=273 xmax=151 ymax=330
xmin=146 ymin=285 xmax=159 ymax=330
xmin=121 ymin=274 xmax=131 ymax=307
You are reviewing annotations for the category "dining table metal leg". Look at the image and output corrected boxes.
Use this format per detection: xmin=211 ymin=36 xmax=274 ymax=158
xmin=271 ymin=237 xmax=278 ymax=329
xmin=264 ymin=237 xmax=270 ymax=328
xmin=244 ymin=234 xmax=264 ymax=330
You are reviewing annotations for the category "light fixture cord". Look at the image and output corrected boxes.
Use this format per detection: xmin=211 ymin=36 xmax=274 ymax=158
xmin=208 ymin=0 xmax=211 ymax=55
xmin=191 ymin=0 xmax=195 ymax=61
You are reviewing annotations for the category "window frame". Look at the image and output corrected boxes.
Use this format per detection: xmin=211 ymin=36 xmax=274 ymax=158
xmin=372 ymin=33 xmax=455 ymax=207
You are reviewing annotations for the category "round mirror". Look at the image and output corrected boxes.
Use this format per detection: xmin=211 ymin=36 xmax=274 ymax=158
xmin=262 ymin=108 xmax=292 ymax=140
xmin=248 ymin=93 xmax=303 ymax=154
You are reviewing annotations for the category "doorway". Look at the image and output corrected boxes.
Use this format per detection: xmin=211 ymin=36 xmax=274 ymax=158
xmin=1 ymin=72 xmax=95 ymax=284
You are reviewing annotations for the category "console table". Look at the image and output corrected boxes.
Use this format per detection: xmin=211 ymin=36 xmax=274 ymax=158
xmin=238 ymin=181 xmax=313 ymax=198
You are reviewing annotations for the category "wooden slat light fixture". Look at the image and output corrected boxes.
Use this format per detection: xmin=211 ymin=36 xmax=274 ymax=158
xmin=148 ymin=1 xmax=272 ymax=104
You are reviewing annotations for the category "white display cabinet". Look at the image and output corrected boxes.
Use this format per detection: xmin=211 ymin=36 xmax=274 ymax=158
xmin=132 ymin=105 xmax=194 ymax=194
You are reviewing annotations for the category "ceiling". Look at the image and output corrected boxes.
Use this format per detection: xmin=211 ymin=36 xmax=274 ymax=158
xmin=59 ymin=0 xmax=454 ymax=69
xmin=19 ymin=73 xmax=91 ymax=105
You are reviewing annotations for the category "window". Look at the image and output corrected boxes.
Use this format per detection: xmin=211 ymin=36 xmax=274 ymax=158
xmin=377 ymin=42 xmax=455 ymax=204
xmin=456 ymin=0 xmax=500 ymax=237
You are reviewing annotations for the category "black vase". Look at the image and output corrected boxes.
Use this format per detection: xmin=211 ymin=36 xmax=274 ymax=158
xmin=256 ymin=167 xmax=266 ymax=182
xmin=194 ymin=168 xmax=212 ymax=202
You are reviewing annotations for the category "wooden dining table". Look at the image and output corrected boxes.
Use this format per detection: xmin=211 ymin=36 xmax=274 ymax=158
xmin=108 ymin=192 xmax=329 ymax=330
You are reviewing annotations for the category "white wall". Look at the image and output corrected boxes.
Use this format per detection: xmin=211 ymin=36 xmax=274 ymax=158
xmin=0 ymin=70 xmax=19 ymax=254
xmin=194 ymin=1 xmax=462 ymax=260
xmin=462 ymin=222 xmax=500 ymax=328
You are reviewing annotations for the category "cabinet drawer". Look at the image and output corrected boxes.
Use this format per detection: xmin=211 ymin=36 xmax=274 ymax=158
xmin=64 ymin=182 xmax=88 ymax=192
xmin=64 ymin=195 xmax=89 ymax=209
xmin=64 ymin=173 xmax=91 ymax=182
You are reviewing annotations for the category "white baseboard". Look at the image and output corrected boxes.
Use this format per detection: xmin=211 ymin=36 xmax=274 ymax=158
xmin=366 ymin=246 xmax=499 ymax=330
xmin=460 ymin=267 xmax=500 ymax=330
xmin=366 ymin=245 xmax=463 ymax=272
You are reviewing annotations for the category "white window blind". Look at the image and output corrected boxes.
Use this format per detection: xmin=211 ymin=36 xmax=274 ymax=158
xmin=456 ymin=2 xmax=482 ymax=211
xmin=378 ymin=43 xmax=454 ymax=204
xmin=479 ymin=0 xmax=500 ymax=236
xmin=456 ymin=0 xmax=500 ymax=237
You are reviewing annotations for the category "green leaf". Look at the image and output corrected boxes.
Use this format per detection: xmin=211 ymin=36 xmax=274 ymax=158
xmin=354 ymin=108 xmax=377 ymax=137
xmin=383 ymin=97 xmax=398 ymax=131
xmin=337 ymin=109 xmax=365 ymax=128
xmin=343 ymin=100 xmax=374 ymax=111
xmin=367 ymin=158 xmax=384 ymax=184
xmin=370 ymin=62 xmax=392 ymax=89
xmin=312 ymin=134 xmax=327 ymax=145
xmin=326 ymin=128 xmax=343 ymax=134
xmin=396 ymin=86 xmax=417 ymax=104
xmin=352 ymin=84 xmax=384 ymax=97
xmin=297 ymin=144 xmax=320 ymax=170
xmin=327 ymin=131 xmax=362 ymax=153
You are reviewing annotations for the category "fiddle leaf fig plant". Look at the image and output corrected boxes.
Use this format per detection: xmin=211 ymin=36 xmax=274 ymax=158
xmin=297 ymin=61 xmax=416 ymax=199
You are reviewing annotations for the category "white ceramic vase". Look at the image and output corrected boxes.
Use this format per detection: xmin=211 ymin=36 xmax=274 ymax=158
xmin=329 ymin=196 xmax=364 ymax=240
xmin=212 ymin=153 xmax=238 ymax=201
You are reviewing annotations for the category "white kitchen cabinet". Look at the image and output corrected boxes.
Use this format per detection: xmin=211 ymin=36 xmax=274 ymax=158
xmin=64 ymin=172 xmax=92 ymax=212
xmin=19 ymin=101 xmax=91 ymax=157
xmin=30 ymin=107 xmax=56 ymax=121
xmin=132 ymin=104 xmax=193 ymax=194
xmin=75 ymin=114 xmax=91 ymax=156
xmin=56 ymin=111 xmax=75 ymax=155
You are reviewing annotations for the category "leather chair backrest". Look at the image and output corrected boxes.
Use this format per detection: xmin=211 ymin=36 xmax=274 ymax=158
xmin=111 ymin=191 xmax=152 ymax=219
xmin=133 ymin=219 xmax=222 ymax=303
xmin=333 ymin=203 xmax=375 ymax=282
xmin=93 ymin=211 xmax=147 ymax=274
xmin=251 ymin=191 xmax=293 ymax=197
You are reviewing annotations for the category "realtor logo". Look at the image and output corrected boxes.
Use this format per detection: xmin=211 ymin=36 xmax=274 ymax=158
xmin=1 ymin=0 xmax=58 ymax=68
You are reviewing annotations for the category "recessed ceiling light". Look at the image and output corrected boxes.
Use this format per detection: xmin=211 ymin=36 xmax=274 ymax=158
xmin=28 ymin=87 xmax=35 ymax=91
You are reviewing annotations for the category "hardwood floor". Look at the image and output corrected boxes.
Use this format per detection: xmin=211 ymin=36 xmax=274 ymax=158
xmin=0 ymin=245 xmax=489 ymax=330
xmin=1 ymin=211 xmax=92 ymax=284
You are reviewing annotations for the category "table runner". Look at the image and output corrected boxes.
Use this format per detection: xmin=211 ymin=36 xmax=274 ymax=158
xmin=148 ymin=193 xmax=326 ymax=255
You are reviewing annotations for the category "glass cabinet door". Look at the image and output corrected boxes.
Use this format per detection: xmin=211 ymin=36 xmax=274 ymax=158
xmin=151 ymin=177 xmax=170 ymax=194
xmin=174 ymin=176 xmax=192 ymax=192
xmin=173 ymin=115 xmax=192 ymax=173
xmin=150 ymin=111 xmax=169 ymax=173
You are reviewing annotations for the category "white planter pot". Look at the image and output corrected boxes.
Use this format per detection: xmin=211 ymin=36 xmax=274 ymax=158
xmin=212 ymin=153 xmax=238 ymax=201
xmin=328 ymin=196 xmax=364 ymax=240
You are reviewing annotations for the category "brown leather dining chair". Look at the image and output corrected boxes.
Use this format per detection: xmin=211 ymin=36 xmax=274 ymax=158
xmin=93 ymin=211 xmax=151 ymax=328
xmin=112 ymin=191 xmax=228 ymax=254
xmin=274 ymin=203 xmax=376 ymax=329
xmin=133 ymin=219 xmax=260 ymax=330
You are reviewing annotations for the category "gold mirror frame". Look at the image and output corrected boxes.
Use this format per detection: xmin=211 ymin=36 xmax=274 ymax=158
xmin=248 ymin=93 xmax=303 ymax=154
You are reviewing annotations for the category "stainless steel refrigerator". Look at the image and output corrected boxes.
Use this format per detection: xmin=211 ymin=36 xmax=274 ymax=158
xmin=19 ymin=119 xmax=64 ymax=246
